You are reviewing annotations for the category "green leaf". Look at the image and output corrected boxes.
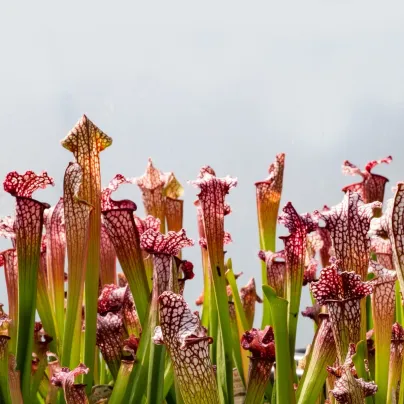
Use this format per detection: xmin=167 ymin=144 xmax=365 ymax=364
xmin=262 ymin=286 xmax=295 ymax=404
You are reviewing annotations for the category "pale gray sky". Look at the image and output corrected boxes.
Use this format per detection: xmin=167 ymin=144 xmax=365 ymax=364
xmin=1 ymin=1 xmax=404 ymax=346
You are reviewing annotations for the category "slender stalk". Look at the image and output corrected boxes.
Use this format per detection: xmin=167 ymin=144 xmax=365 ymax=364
xmin=37 ymin=250 xmax=58 ymax=354
xmin=0 ymin=336 xmax=12 ymax=404
xmin=127 ymin=305 xmax=152 ymax=402
xmin=146 ymin=284 xmax=165 ymax=404
xmin=163 ymin=358 xmax=174 ymax=399
xmin=109 ymin=359 xmax=134 ymax=404
xmin=45 ymin=198 xmax=66 ymax=345
xmin=200 ymin=247 xmax=211 ymax=328
xmin=99 ymin=354 xmax=107 ymax=385
xmin=400 ymin=366 xmax=404 ymax=404
xmin=209 ymin=266 xmax=233 ymax=403
xmin=14 ymin=196 xmax=48 ymax=402
xmin=263 ymin=285 xmax=295 ymax=404
xmin=279 ymin=203 xmax=308 ymax=369
xmin=229 ymin=303 xmax=245 ymax=389
xmin=296 ymin=314 xmax=336 ymax=404
xmin=61 ymin=115 xmax=112 ymax=392
xmin=190 ymin=170 xmax=237 ymax=403
xmin=62 ymin=163 xmax=92 ymax=369
xmin=351 ymin=340 xmax=368 ymax=379
xmin=196 ymin=200 xmax=217 ymax=359
xmin=209 ymin=288 xmax=219 ymax=364
xmin=255 ymin=154 xmax=284 ymax=329
xmin=146 ymin=342 xmax=165 ymax=404
xmin=226 ymin=267 xmax=250 ymax=384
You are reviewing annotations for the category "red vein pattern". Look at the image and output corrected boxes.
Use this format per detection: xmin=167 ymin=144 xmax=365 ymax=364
xmin=3 ymin=171 xmax=54 ymax=198
xmin=0 ymin=308 xmax=11 ymax=402
xmin=123 ymin=334 xmax=140 ymax=356
xmin=175 ymin=258 xmax=195 ymax=295
xmin=7 ymin=354 xmax=23 ymax=403
xmin=32 ymin=323 xmax=53 ymax=394
xmin=0 ymin=216 xmax=16 ymax=247
xmin=342 ymin=156 xmax=392 ymax=203
xmin=102 ymin=205 xmax=149 ymax=324
xmin=62 ymin=115 xmax=112 ymax=383
xmin=100 ymin=224 xmax=117 ymax=286
xmin=369 ymin=261 xmax=396 ymax=345
xmin=166 ymin=197 xmax=184 ymax=232
xmin=296 ymin=314 xmax=337 ymax=402
xmin=63 ymin=163 xmax=92 ymax=276
xmin=2 ymin=169 xmax=54 ymax=400
xmin=134 ymin=214 xmax=161 ymax=236
xmin=141 ymin=229 xmax=194 ymax=298
xmin=315 ymin=192 xmax=381 ymax=279
xmin=258 ymin=250 xmax=286 ymax=298
xmin=153 ymin=291 xmax=219 ymax=404
xmin=0 ymin=249 xmax=18 ymax=349
xmin=370 ymin=237 xmax=394 ymax=269
xmin=301 ymin=303 xmax=323 ymax=326
xmin=190 ymin=168 xmax=237 ymax=270
xmin=311 ymin=262 xmax=373 ymax=362
xmin=101 ymin=174 xmax=136 ymax=211
xmin=241 ymin=326 xmax=275 ymax=360
xmin=164 ymin=172 xmax=184 ymax=233
xmin=120 ymin=287 xmax=142 ymax=337
xmin=303 ymin=259 xmax=318 ymax=286
xmin=255 ymin=153 xmax=285 ymax=250
xmin=36 ymin=247 xmax=58 ymax=350
xmin=241 ymin=326 xmax=275 ymax=403
xmin=388 ymin=323 xmax=404 ymax=401
xmin=240 ymin=278 xmax=262 ymax=329
xmin=14 ymin=195 xmax=49 ymax=390
xmin=305 ymin=206 xmax=333 ymax=267
xmin=48 ymin=353 xmax=89 ymax=404
xmin=98 ymin=284 xmax=141 ymax=336
xmin=136 ymin=158 xmax=166 ymax=230
xmin=44 ymin=198 xmax=66 ymax=336
xmin=370 ymin=183 xmax=404 ymax=298
xmin=328 ymin=345 xmax=377 ymax=403
xmin=0 ymin=305 xmax=11 ymax=337
xmin=278 ymin=202 xmax=310 ymax=353
xmin=141 ymin=228 xmax=194 ymax=256
xmin=63 ymin=163 xmax=92 ymax=366
xmin=96 ymin=312 xmax=127 ymax=379
xmin=97 ymin=283 xmax=141 ymax=375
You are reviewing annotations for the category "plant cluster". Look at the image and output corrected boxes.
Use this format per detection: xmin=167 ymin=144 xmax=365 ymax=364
xmin=0 ymin=115 xmax=402 ymax=403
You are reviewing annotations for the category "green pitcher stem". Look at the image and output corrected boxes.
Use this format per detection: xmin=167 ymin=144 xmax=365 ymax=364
xmin=109 ymin=360 xmax=134 ymax=404
xmin=263 ymin=285 xmax=296 ymax=404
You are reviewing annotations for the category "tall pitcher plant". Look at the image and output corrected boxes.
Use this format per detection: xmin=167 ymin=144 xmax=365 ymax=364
xmin=1 ymin=117 xmax=403 ymax=404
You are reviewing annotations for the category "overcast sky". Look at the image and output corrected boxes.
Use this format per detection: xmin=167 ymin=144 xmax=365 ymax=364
xmin=1 ymin=1 xmax=404 ymax=347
